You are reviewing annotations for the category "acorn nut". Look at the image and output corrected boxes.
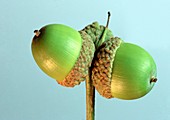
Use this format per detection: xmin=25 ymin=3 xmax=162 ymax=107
xmin=32 ymin=24 xmax=95 ymax=87
xmin=92 ymin=37 xmax=157 ymax=100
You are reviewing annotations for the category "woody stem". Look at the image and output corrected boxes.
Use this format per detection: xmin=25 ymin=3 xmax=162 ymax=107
xmin=86 ymin=68 xmax=95 ymax=120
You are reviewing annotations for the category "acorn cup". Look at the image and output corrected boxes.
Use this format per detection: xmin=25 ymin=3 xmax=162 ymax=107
xmin=32 ymin=24 xmax=95 ymax=87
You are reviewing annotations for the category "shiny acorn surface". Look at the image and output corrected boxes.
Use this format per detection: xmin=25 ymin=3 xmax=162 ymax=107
xmin=111 ymin=42 xmax=157 ymax=100
xmin=32 ymin=24 xmax=82 ymax=82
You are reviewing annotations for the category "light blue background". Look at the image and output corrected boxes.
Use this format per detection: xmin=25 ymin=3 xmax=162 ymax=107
xmin=0 ymin=0 xmax=170 ymax=120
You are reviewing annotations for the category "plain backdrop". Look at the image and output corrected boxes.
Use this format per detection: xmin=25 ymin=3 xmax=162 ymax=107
xmin=0 ymin=0 xmax=170 ymax=120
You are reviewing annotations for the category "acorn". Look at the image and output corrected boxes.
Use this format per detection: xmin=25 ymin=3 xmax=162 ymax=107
xmin=31 ymin=24 xmax=95 ymax=87
xmin=91 ymin=36 xmax=157 ymax=100
xmin=31 ymin=12 xmax=157 ymax=100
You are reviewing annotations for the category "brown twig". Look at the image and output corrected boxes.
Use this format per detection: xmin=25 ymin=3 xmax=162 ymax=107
xmin=86 ymin=68 xmax=95 ymax=120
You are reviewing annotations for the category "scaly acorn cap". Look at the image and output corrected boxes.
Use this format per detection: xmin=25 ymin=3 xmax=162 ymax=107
xmin=58 ymin=31 xmax=95 ymax=87
xmin=32 ymin=24 xmax=95 ymax=87
xmin=81 ymin=22 xmax=114 ymax=48
xmin=92 ymin=37 xmax=123 ymax=98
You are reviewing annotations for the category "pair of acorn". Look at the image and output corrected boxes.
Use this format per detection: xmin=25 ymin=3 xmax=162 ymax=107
xmin=31 ymin=12 xmax=157 ymax=100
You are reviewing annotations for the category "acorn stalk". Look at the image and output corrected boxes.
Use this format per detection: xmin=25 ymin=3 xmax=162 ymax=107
xmin=86 ymin=69 xmax=95 ymax=120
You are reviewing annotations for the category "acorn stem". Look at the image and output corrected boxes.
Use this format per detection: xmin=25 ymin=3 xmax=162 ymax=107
xmin=96 ymin=11 xmax=111 ymax=49
xmin=86 ymin=68 xmax=95 ymax=120
xmin=34 ymin=30 xmax=41 ymax=37
xmin=106 ymin=11 xmax=111 ymax=28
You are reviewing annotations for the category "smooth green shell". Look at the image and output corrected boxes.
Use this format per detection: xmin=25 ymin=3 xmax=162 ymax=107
xmin=111 ymin=43 xmax=157 ymax=100
xmin=32 ymin=24 xmax=82 ymax=81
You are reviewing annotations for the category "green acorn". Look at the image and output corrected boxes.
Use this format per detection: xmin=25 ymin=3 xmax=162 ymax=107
xmin=32 ymin=24 xmax=95 ymax=87
xmin=31 ymin=12 xmax=157 ymax=100
xmin=91 ymin=37 xmax=157 ymax=100
xmin=31 ymin=12 xmax=114 ymax=88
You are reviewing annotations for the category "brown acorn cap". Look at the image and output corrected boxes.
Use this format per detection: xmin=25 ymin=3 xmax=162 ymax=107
xmin=58 ymin=31 xmax=95 ymax=87
xmin=92 ymin=37 xmax=123 ymax=98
